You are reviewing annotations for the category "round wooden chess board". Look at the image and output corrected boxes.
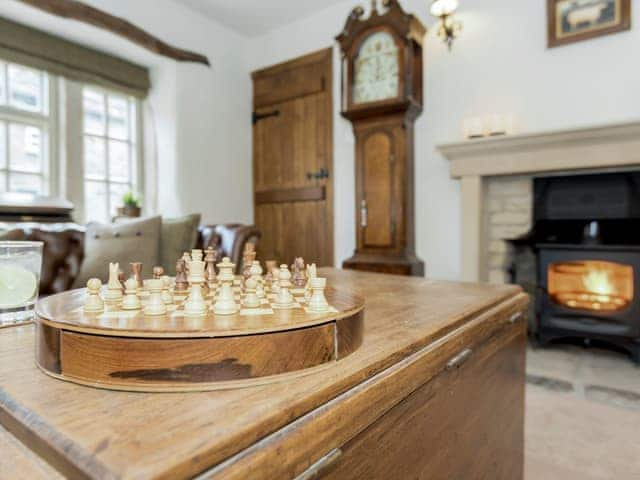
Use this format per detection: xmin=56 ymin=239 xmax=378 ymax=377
xmin=34 ymin=282 xmax=364 ymax=392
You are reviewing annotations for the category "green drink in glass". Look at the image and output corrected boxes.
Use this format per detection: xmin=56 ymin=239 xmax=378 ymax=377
xmin=0 ymin=241 xmax=43 ymax=325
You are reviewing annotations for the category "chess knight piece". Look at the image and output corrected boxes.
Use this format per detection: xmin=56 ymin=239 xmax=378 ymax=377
xmin=103 ymin=262 xmax=124 ymax=308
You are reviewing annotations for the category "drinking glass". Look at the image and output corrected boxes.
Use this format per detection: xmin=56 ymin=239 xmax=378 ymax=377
xmin=0 ymin=241 xmax=43 ymax=325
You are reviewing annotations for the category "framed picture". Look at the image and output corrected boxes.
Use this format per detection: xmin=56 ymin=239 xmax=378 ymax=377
xmin=547 ymin=0 xmax=631 ymax=47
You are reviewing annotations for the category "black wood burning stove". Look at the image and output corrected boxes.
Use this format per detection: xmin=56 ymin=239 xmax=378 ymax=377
xmin=508 ymin=172 xmax=640 ymax=363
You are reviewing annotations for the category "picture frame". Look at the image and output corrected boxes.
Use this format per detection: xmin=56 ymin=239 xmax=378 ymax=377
xmin=547 ymin=0 xmax=631 ymax=48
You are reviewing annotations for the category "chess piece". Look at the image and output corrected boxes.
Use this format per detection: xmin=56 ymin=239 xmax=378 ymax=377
xmin=305 ymin=263 xmax=317 ymax=302
xmin=144 ymin=278 xmax=167 ymax=316
xmin=243 ymin=276 xmax=260 ymax=308
xmin=182 ymin=252 xmax=191 ymax=276
xmin=153 ymin=266 xmax=164 ymax=279
xmin=205 ymin=247 xmax=217 ymax=290
xmin=308 ymin=277 xmax=329 ymax=313
xmin=242 ymin=244 xmax=256 ymax=280
xmin=274 ymin=264 xmax=295 ymax=308
xmin=130 ymin=262 xmax=143 ymax=291
xmin=161 ymin=276 xmax=174 ymax=305
xmin=103 ymin=262 xmax=124 ymax=305
xmin=191 ymin=249 xmax=203 ymax=262
xmin=250 ymin=261 xmax=265 ymax=299
xmin=83 ymin=278 xmax=104 ymax=313
xmin=118 ymin=269 xmax=126 ymax=289
xmin=184 ymin=283 xmax=207 ymax=316
xmin=291 ymin=257 xmax=306 ymax=287
xmin=213 ymin=257 xmax=238 ymax=315
xmin=122 ymin=278 xmax=142 ymax=311
xmin=174 ymin=259 xmax=189 ymax=294
xmin=265 ymin=260 xmax=277 ymax=284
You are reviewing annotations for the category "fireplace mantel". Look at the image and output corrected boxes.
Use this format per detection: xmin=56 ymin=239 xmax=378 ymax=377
xmin=437 ymin=120 xmax=640 ymax=281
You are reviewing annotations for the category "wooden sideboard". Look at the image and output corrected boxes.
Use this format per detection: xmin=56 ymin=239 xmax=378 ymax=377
xmin=0 ymin=269 xmax=528 ymax=479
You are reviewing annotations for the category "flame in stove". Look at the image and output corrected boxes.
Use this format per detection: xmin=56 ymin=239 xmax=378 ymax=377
xmin=582 ymin=268 xmax=614 ymax=296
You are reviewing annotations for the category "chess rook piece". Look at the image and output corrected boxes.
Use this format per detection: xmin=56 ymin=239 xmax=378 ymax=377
xmin=122 ymin=278 xmax=142 ymax=311
xmin=274 ymin=264 xmax=295 ymax=308
xmin=144 ymin=279 xmax=167 ymax=316
xmin=243 ymin=277 xmax=260 ymax=309
xmin=213 ymin=257 xmax=238 ymax=315
xmin=308 ymin=277 xmax=329 ymax=313
xmin=153 ymin=266 xmax=164 ymax=279
xmin=161 ymin=276 xmax=174 ymax=305
xmin=103 ymin=262 xmax=124 ymax=306
xmin=130 ymin=262 xmax=143 ymax=291
xmin=291 ymin=257 xmax=306 ymax=287
xmin=174 ymin=259 xmax=189 ymax=294
xmin=83 ymin=278 xmax=104 ymax=313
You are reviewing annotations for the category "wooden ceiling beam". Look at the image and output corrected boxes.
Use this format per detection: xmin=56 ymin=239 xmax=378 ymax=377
xmin=16 ymin=0 xmax=210 ymax=66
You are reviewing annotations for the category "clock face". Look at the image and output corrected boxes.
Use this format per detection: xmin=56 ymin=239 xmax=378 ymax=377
xmin=353 ymin=31 xmax=399 ymax=104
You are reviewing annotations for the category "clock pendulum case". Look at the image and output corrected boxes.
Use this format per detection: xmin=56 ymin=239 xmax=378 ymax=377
xmin=336 ymin=0 xmax=425 ymax=276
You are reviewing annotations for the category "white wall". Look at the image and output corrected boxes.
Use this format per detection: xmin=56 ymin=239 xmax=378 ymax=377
xmin=0 ymin=0 xmax=253 ymax=226
xmin=247 ymin=0 xmax=640 ymax=280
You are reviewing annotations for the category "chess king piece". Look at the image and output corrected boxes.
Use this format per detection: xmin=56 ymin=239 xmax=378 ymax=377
xmin=144 ymin=278 xmax=167 ymax=316
xmin=83 ymin=278 xmax=104 ymax=313
xmin=130 ymin=262 xmax=143 ymax=291
xmin=291 ymin=257 xmax=306 ymax=288
xmin=274 ymin=264 xmax=295 ymax=308
xmin=243 ymin=276 xmax=260 ymax=309
xmin=174 ymin=259 xmax=189 ymax=294
xmin=308 ymin=277 xmax=329 ymax=313
xmin=213 ymin=257 xmax=238 ymax=315
xmin=122 ymin=278 xmax=142 ymax=311
xmin=103 ymin=262 xmax=124 ymax=306
xmin=161 ymin=276 xmax=174 ymax=305
xmin=186 ymin=252 xmax=206 ymax=304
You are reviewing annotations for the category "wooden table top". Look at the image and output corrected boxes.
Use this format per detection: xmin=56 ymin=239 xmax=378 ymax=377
xmin=0 ymin=269 xmax=522 ymax=479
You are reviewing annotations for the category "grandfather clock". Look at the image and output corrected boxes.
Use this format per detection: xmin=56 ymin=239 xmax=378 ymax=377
xmin=337 ymin=0 xmax=425 ymax=276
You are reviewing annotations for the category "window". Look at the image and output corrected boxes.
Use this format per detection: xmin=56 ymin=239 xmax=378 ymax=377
xmin=82 ymin=87 xmax=139 ymax=223
xmin=0 ymin=61 xmax=51 ymax=195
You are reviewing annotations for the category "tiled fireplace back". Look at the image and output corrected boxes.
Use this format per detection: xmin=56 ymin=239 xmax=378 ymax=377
xmin=485 ymin=176 xmax=533 ymax=284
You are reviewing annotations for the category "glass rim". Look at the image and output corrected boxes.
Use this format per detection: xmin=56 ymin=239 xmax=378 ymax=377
xmin=0 ymin=241 xmax=44 ymax=248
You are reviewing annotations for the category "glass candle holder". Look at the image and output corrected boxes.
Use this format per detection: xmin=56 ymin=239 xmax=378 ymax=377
xmin=0 ymin=241 xmax=43 ymax=326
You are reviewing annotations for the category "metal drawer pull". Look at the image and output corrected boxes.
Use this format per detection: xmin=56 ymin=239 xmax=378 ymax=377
xmin=294 ymin=448 xmax=342 ymax=480
xmin=509 ymin=312 xmax=523 ymax=324
xmin=446 ymin=348 xmax=472 ymax=370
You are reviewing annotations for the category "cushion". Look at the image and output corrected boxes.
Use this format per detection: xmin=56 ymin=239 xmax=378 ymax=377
xmin=160 ymin=214 xmax=201 ymax=275
xmin=73 ymin=216 xmax=161 ymax=288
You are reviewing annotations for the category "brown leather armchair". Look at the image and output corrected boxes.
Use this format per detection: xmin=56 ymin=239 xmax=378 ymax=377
xmin=1 ymin=223 xmax=261 ymax=295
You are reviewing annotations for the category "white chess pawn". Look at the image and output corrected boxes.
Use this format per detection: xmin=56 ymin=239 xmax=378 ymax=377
xmin=144 ymin=278 xmax=167 ymax=316
xmin=274 ymin=264 xmax=295 ymax=308
xmin=243 ymin=276 xmax=260 ymax=309
xmin=184 ymin=282 xmax=207 ymax=317
xmin=249 ymin=262 xmax=265 ymax=299
xmin=122 ymin=278 xmax=142 ymax=311
xmin=161 ymin=275 xmax=174 ymax=305
xmin=84 ymin=278 xmax=104 ymax=313
xmin=213 ymin=281 xmax=238 ymax=315
xmin=103 ymin=262 xmax=124 ymax=305
xmin=308 ymin=277 xmax=329 ymax=313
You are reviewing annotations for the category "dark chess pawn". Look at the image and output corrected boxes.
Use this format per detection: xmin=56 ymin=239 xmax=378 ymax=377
xmin=291 ymin=257 xmax=306 ymax=288
xmin=174 ymin=259 xmax=189 ymax=294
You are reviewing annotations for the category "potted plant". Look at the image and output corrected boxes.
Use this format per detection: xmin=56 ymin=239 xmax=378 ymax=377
xmin=117 ymin=191 xmax=142 ymax=218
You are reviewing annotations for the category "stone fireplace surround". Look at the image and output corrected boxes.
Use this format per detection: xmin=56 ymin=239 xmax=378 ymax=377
xmin=438 ymin=121 xmax=640 ymax=283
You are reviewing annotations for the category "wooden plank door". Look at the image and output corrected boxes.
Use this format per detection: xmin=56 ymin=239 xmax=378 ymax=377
xmin=252 ymin=49 xmax=333 ymax=267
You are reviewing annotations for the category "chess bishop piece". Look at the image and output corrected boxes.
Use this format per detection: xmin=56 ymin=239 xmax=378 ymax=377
xmin=213 ymin=257 xmax=238 ymax=315
xmin=144 ymin=278 xmax=167 ymax=316
xmin=84 ymin=278 xmax=104 ymax=313
xmin=274 ymin=264 xmax=295 ymax=308
xmin=308 ymin=277 xmax=329 ymax=313
xmin=122 ymin=278 xmax=142 ymax=311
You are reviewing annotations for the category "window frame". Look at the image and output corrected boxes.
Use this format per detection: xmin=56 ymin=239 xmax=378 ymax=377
xmin=0 ymin=61 xmax=57 ymax=196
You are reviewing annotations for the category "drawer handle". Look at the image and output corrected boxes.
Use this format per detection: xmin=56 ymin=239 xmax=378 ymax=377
xmin=509 ymin=312 xmax=524 ymax=324
xmin=294 ymin=448 xmax=342 ymax=480
xmin=446 ymin=348 xmax=472 ymax=370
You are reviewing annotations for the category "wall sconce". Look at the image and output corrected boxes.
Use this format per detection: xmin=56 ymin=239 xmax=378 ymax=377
xmin=430 ymin=0 xmax=462 ymax=50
